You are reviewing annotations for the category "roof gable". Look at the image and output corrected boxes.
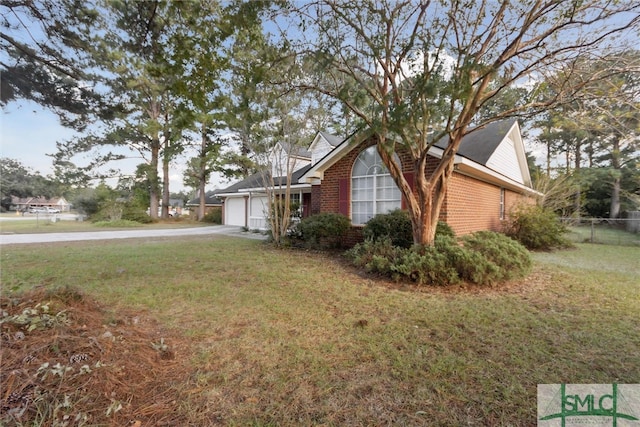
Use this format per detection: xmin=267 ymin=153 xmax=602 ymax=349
xmin=301 ymin=119 xmax=532 ymax=189
xmin=436 ymin=119 xmax=517 ymax=165
xmin=309 ymin=131 xmax=345 ymax=165
xmin=438 ymin=119 xmax=531 ymax=187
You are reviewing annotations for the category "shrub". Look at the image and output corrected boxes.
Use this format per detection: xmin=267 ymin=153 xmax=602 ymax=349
xmin=460 ymin=231 xmax=532 ymax=284
xmin=436 ymin=221 xmax=456 ymax=239
xmin=295 ymin=213 xmax=351 ymax=249
xmin=202 ymin=208 xmax=222 ymax=224
xmin=504 ymin=205 xmax=573 ymax=250
xmin=391 ymin=243 xmax=460 ymax=286
xmin=363 ymin=209 xmax=414 ymax=248
xmin=347 ymin=231 xmax=532 ymax=286
xmin=122 ymin=205 xmax=154 ymax=224
xmin=363 ymin=209 xmax=456 ymax=248
xmin=346 ymin=238 xmax=406 ymax=276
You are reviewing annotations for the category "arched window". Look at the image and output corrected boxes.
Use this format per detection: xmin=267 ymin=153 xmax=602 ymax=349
xmin=351 ymin=146 xmax=401 ymax=225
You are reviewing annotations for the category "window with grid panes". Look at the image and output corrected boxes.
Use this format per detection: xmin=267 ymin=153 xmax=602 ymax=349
xmin=351 ymin=146 xmax=401 ymax=225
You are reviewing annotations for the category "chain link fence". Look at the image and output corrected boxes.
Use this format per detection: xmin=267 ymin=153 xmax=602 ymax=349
xmin=561 ymin=214 xmax=640 ymax=247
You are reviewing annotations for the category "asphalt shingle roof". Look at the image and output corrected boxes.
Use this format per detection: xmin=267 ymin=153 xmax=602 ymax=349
xmin=435 ymin=118 xmax=517 ymax=165
xmin=217 ymin=164 xmax=313 ymax=194
xmin=186 ymin=191 xmax=223 ymax=206
xmin=217 ymin=120 xmax=517 ymax=195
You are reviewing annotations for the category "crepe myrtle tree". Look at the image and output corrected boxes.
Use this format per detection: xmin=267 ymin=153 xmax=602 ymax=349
xmin=280 ymin=0 xmax=640 ymax=246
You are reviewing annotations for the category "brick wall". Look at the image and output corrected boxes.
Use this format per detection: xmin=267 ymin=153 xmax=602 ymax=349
xmin=310 ymin=185 xmax=322 ymax=215
xmin=318 ymin=143 xmax=362 ymax=215
xmin=317 ymin=140 xmax=534 ymax=244
xmin=444 ymin=174 xmax=502 ymax=235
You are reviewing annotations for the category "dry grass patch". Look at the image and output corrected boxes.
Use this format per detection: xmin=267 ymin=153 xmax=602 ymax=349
xmin=0 ymin=286 xmax=193 ymax=426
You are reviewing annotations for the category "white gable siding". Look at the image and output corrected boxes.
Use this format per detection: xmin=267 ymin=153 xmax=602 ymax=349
xmin=311 ymin=138 xmax=333 ymax=165
xmin=485 ymin=137 xmax=525 ymax=184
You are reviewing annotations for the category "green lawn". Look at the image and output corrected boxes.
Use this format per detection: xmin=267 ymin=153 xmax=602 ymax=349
xmin=566 ymin=224 xmax=640 ymax=246
xmin=0 ymin=216 xmax=207 ymax=234
xmin=1 ymin=237 xmax=639 ymax=426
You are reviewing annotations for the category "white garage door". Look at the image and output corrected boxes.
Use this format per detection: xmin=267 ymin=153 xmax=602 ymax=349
xmin=225 ymin=197 xmax=246 ymax=226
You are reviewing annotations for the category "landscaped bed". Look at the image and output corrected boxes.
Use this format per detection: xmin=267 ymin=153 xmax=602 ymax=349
xmin=1 ymin=236 xmax=639 ymax=425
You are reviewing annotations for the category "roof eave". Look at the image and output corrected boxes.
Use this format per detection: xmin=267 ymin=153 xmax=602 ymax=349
xmin=214 ymin=183 xmax=312 ymax=197
xmin=300 ymin=138 xmax=360 ymax=183
xmin=456 ymin=158 xmax=542 ymax=196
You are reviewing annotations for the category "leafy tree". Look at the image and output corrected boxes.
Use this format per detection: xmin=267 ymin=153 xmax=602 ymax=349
xmin=175 ymin=1 xmax=265 ymax=220
xmin=0 ymin=0 xmax=104 ymax=128
xmin=259 ymin=91 xmax=316 ymax=245
xmin=0 ymin=158 xmax=59 ymax=210
xmin=1 ymin=158 xmax=39 ymax=201
xmin=47 ymin=0 xmax=195 ymax=219
xmin=581 ymin=54 xmax=640 ymax=218
xmin=539 ymin=52 xmax=640 ymax=217
xmin=282 ymin=0 xmax=640 ymax=246
xmin=221 ymin=18 xmax=276 ymax=181
xmin=250 ymin=53 xmax=340 ymax=245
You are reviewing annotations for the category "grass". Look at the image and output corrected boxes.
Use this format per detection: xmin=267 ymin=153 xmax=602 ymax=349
xmin=566 ymin=224 xmax=640 ymax=246
xmin=0 ymin=215 xmax=207 ymax=234
xmin=1 ymin=237 xmax=639 ymax=426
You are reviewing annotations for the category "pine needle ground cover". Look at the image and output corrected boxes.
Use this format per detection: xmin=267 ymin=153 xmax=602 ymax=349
xmin=1 ymin=237 xmax=639 ymax=426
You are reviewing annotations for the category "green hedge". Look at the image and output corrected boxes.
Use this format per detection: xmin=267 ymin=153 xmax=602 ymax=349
xmin=347 ymin=230 xmax=531 ymax=286
xmin=363 ymin=209 xmax=455 ymax=248
xmin=294 ymin=213 xmax=351 ymax=249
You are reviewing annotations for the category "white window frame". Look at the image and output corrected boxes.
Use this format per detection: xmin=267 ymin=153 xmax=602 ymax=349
xmin=351 ymin=146 xmax=402 ymax=225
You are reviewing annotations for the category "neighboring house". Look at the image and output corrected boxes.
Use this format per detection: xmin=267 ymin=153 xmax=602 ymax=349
xmin=216 ymin=120 xmax=538 ymax=241
xmin=11 ymin=196 xmax=71 ymax=212
xmin=186 ymin=191 xmax=223 ymax=214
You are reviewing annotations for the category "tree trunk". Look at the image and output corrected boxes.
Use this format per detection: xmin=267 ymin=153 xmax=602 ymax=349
xmin=197 ymin=124 xmax=208 ymax=221
xmin=609 ymin=138 xmax=621 ymax=219
xmin=378 ymin=133 xmax=460 ymax=247
xmin=162 ymin=144 xmax=170 ymax=219
xmin=573 ymin=138 xmax=582 ymax=216
xmin=198 ymin=184 xmax=206 ymax=221
xmin=149 ymin=138 xmax=160 ymax=220
xmin=610 ymin=177 xmax=621 ymax=219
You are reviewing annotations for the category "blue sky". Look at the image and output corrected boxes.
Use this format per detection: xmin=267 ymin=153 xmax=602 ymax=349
xmin=1 ymin=101 xmax=76 ymax=175
xmin=0 ymin=100 xmax=228 ymax=193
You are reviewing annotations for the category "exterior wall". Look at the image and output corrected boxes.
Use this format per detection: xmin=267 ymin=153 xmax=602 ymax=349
xmin=442 ymin=174 xmax=503 ymax=235
xmin=438 ymin=175 xmax=534 ymax=236
xmin=310 ymin=185 xmax=322 ymax=215
xmin=504 ymin=188 xmax=536 ymax=217
xmin=317 ymin=140 xmax=534 ymax=244
xmin=302 ymin=193 xmax=312 ymax=218
xmin=249 ymin=195 xmax=269 ymax=229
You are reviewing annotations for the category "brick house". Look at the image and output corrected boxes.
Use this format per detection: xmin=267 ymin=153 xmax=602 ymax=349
xmin=11 ymin=196 xmax=71 ymax=212
xmin=216 ymin=119 xmax=538 ymax=241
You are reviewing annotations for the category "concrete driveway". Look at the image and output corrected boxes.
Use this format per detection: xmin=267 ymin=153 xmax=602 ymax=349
xmin=0 ymin=225 xmax=267 ymax=245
